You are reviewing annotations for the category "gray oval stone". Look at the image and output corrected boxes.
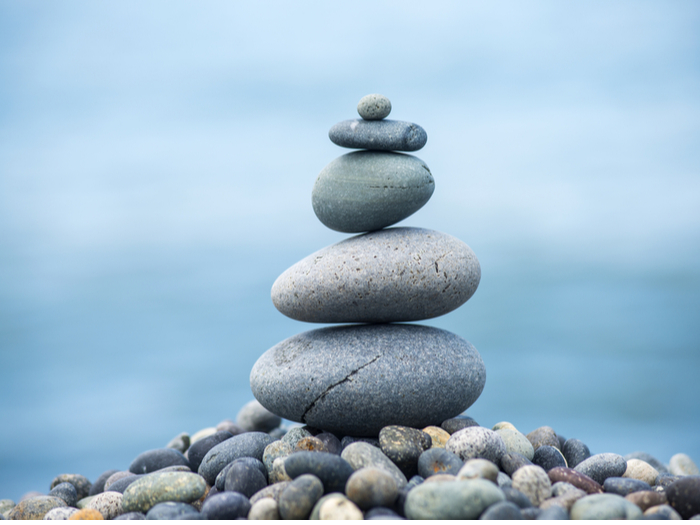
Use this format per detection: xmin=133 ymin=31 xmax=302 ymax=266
xmin=121 ymin=472 xmax=206 ymax=514
xmin=251 ymin=324 xmax=485 ymax=436
xmin=405 ymin=479 xmax=505 ymax=520
xmin=329 ymin=119 xmax=427 ymax=151
xmin=272 ymin=227 xmax=480 ymax=323
xmin=341 ymin=442 xmax=408 ymax=489
xmin=198 ymin=432 xmax=275 ymax=486
xmin=570 ymin=493 xmax=642 ymax=520
xmin=446 ymin=427 xmax=507 ymax=464
xmin=312 ymin=151 xmax=434 ymax=233
xmin=358 ymin=94 xmax=392 ymax=120
xmin=574 ymin=453 xmax=627 ymax=485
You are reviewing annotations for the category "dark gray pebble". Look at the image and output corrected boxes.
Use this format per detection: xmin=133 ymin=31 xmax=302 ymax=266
xmin=574 ymin=453 xmax=627 ymax=485
xmin=186 ymin=431 xmax=233 ymax=472
xmin=315 ymin=432 xmax=342 ymax=455
xmin=657 ymin=474 xmax=683 ymax=488
xmin=284 ymin=451 xmax=355 ymax=493
xmin=500 ymin=452 xmax=534 ymax=477
xmin=417 ymin=448 xmax=463 ymax=478
xmin=557 ymin=434 xmax=567 ymax=450
xmin=329 ymin=119 xmax=428 ymax=152
xmin=379 ymin=426 xmax=432 ymax=478
xmin=666 ymin=476 xmax=700 ymax=519
xmin=341 ymin=436 xmax=380 ymax=449
xmin=224 ymin=461 xmax=267 ymax=498
xmin=217 ymin=457 xmax=267 ymax=490
xmin=145 ymin=501 xmax=200 ymax=520
xmin=480 ymin=500 xmax=523 ymax=519
xmin=441 ymin=415 xmax=480 ymax=434
xmin=236 ymin=399 xmax=282 ymax=433
xmin=603 ymin=476 xmax=651 ymax=495
xmin=365 ymin=507 xmax=402 ymax=519
xmin=49 ymin=474 xmax=92 ymax=500
xmin=47 ymin=482 xmax=77 ymax=507
xmin=198 ymin=432 xmax=274 ymax=485
xmin=537 ymin=505 xmax=569 ymax=520
xmin=200 ymin=491 xmax=251 ymax=520
xmin=107 ymin=474 xmax=143 ymax=494
xmin=395 ymin=475 xmax=425 ymax=516
xmin=113 ymin=511 xmax=146 ymax=520
xmin=502 ymin=487 xmax=534 ymax=508
xmin=89 ymin=469 xmax=120 ymax=496
xmin=278 ymin=474 xmax=324 ymax=520
xmin=128 ymin=448 xmax=190 ymax=474
xmin=562 ymin=439 xmax=590 ymax=468
xmin=521 ymin=507 xmax=542 ymax=519
xmin=639 ymin=512 xmax=672 ymax=520
xmin=533 ymin=445 xmax=568 ymax=472
xmin=216 ymin=419 xmax=245 ymax=436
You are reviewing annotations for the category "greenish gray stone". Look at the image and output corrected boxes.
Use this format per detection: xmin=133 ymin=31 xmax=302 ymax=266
xmin=49 ymin=474 xmax=92 ymax=500
xmin=570 ymin=493 xmax=642 ymax=520
xmin=496 ymin=428 xmax=535 ymax=460
xmin=7 ymin=496 xmax=66 ymax=520
xmin=278 ymin=474 xmax=324 ymax=520
xmin=272 ymin=227 xmax=480 ymax=323
xmin=121 ymin=472 xmax=206 ymax=513
xmin=357 ymin=94 xmax=392 ymax=120
xmin=312 ymin=151 xmax=434 ymax=233
xmin=76 ymin=495 xmax=97 ymax=509
xmin=345 ymin=467 xmax=398 ymax=510
xmin=404 ymin=479 xmax=505 ymax=520
xmin=0 ymin=500 xmax=14 ymax=516
xmin=281 ymin=427 xmax=315 ymax=448
xmin=341 ymin=442 xmax=408 ymax=489
xmin=166 ymin=432 xmax=190 ymax=454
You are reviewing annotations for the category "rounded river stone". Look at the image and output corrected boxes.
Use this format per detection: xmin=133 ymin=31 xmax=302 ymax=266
xmin=379 ymin=425 xmax=432 ymax=478
xmin=121 ymin=472 xmax=206 ymax=513
xmin=446 ymin=427 xmax=506 ymax=464
xmin=224 ymin=461 xmax=267 ymax=498
xmin=236 ymin=399 xmax=282 ymax=432
xmin=284 ymin=451 xmax=355 ymax=493
xmin=312 ymin=151 xmax=434 ymax=233
xmin=562 ymin=438 xmax=590 ymax=468
xmin=441 ymin=415 xmax=480 ymax=434
xmin=574 ymin=453 xmax=627 ymax=485
xmin=345 ymin=467 xmax=398 ymax=510
xmin=128 ymin=448 xmax=190 ymax=474
xmin=89 ymin=470 xmax=120 ymax=496
xmin=198 ymin=432 xmax=275 ymax=485
xmin=666 ymin=476 xmax=700 ymax=519
xmin=201 ymin=492 xmax=251 ymax=520
xmin=548 ymin=466 xmax=603 ymax=494
xmin=603 ymin=476 xmax=651 ymax=496
xmin=532 ymin=445 xmax=567 ymax=471
xmin=670 ymin=453 xmax=700 ymax=476
xmin=44 ymin=507 xmax=79 ymax=520
xmin=511 ymin=465 xmax=551 ymax=507
xmin=145 ymin=501 xmax=199 ymax=520
xmin=271 ymin=227 xmax=480 ymax=324
xmin=7 ymin=496 xmax=66 ymax=520
xmin=418 ymin=448 xmax=463 ymax=478
xmin=570 ymin=493 xmax=642 ymax=520
xmin=341 ymin=442 xmax=408 ymax=489
xmin=404 ymin=478 xmax=505 ymax=520
xmin=85 ymin=491 xmax=123 ymax=520
xmin=187 ymin=430 xmax=233 ymax=473
xmin=329 ymin=119 xmax=427 ymax=151
xmin=479 ymin=500 xmax=523 ymax=520
xmin=357 ymin=94 xmax=391 ymax=120
xmin=251 ymin=324 xmax=485 ymax=436
xmin=278 ymin=474 xmax=324 ymax=520
xmin=623 ymin=459 xmax=659 ymax=485
xmin=48 ymin=482 xmax=78 ymax=507
xmin=50 ymin=474 xmax=92 ymax=500
xmin=496 ymin=428 xmax=535 ymax=460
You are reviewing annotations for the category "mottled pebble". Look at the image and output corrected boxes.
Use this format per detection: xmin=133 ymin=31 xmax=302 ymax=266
xmin=19 ymin=492 xmax=43 ymax=502
xmin=200 ymin=492 xmax=250 ymax=520
xmin=562 ymin=438 xmax=590 ymax=468
xmin=88 ymin=470 xmax=120 ymax=497
xmin=492 ymin=421 xmax=518 ymax=432
xmin=623 ymin=458 xmax=659 ymax=485
xmin=284 ymin=451 xmax=355 ymax=493
xmin=417 ymin=447 xmax=463 ymax=478
xmin=144 ymin=501 xmax=199 ymax=520
xmin=309 ymin=493 xmax=345 ymax=520
xmin=670 ymin=453 xmax=700 ymax=476
xmin=422 ymin=426 xmax=450 ymax=448
xmin=666 ymin=476 xmax=700 ymax=519
xmin=604 ymin=476 xmax=651 ymax=495
xmin=446 ymin=426 xmax=506 ymax=464
xmin=379 ymin=425 xmax=431 ymax=477
xmin=190 ymin=427 xmax=217 ymax=444
xmin=236 ymin=399 xmax=282 ymax=432
xmin=295 ymin=436 xmax=328 ymax=453
xmin=479 ymin=500 xmax=523 ymax=519
xmin=357 ymin=94 xmax=392 ymax=120
xmin=537 ymin=505 xmax=569 ymax=520
xmin=248 ymin=497 xmax=278 ymax=520
xmin=50 ymin=474 xmax=92 ymax=500
xmin=502 ymin=487 xmax=534 ymax=508
xmin=128 ymin=448 xmax=190 ymax=474
xmin=495 ymin=428 xmax=535 ymax=460
xmin=404 ymin=478 xmax=505 ymax=520
xmin=112 ymin=511 xmax=145 ymax=520
xmin=500 ymin=452 xmax=534 ymax=477
xmin=263 ymin=440 xmax=293 ymax=473
xmin=166 ymin=432 xmax=190 ymax=454
xmin=570 ymin=493 xmax=642 ymax=520
xmin=278 ymin=474 xmax=324 ymax=519
xmin=657 ymin=474 xmax=683 ymax=488
xmin=548 ymin=466 xmax=603 ymax=494
xmin=224 ymin=461 xmax=267 ymax=497
xmin=198 ymin=431 xmax=274 ymax=485
xmin=625 ymin=451 xmax=669 ymax=474
xmin=645 ymin=504 xmax=682 ymax=519
xmin=551 ymin=481 xmax=581 ymax=497
xmin=269 ymin=457 xmax=292 ymax=483
xmin=281 ymin=426 xmax=316 ymax=448
xmin=7 ymin=496 xmax=66 ymax=520
xmin=329 ymin=119 xmax=427 ymax=151
xmin=532 ymin=445 xmax=567 ymax=471
xmin=315 ymin=432 xmax=342 ymax=455
xmin=67 ymin=508 xmax=103 ymax=520
xmin=625 ymin=489 xmax=668 ymax=511
xmin=76 ymin=496 xmax=97 ymax=509
xmin=43 ymin=507 xmax=79 ymax=520
xmin=121 ymin=472 xmax=206 ymax=513
xmin=346 ymin=467 xmax=398 ymax=510
xmin=249 ymin=481 xmax=290 ymax=505
xmin=497 ymin=471 xmax=513 ymax=488
xmin=48 ymin=483 xmax=78 ymax=508
xmin=574 ymin=452 xmax=627 ymax=484
xmin=457 ymin=458 xmax=499 ymax=483
xmin=512 ymin=465 xmax=551 ymax=506
xmin=187 ymin=430 xmax=232 ymax=472
xmin=526 ymin=427 xmax=560 ymax=451
xmin=441 ymin=415 xmax=480 ymax=434
xmin=540 ymin=487 xmax=586 ymax=511
xmin=84 ymin=491 xmax=122 ymax=520
xmin=341 ymin=442 xmax=408 ymax=489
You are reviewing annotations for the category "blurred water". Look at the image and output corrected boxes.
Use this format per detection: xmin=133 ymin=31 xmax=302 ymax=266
xmin=1 ymin=0 xmax=700 ymax=502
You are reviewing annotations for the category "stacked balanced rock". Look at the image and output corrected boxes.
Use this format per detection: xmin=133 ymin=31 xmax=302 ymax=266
xmin=250 ymin=94 xmax=485 ymax=437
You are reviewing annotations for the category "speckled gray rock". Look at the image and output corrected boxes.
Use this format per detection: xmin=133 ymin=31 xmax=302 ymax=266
xmin=128 ymin=448 xmax=190 ymax=474
xmin=441 ymin=415 xmax=480 ymax=434
xmin=574 ymin=453 xmax=627 ymax=485
xmin=236 ymin=399 xmax=282 ymax=432
xmin=315 ymin=432 xmax=342 ymax=455
xmin=562 ymin=438 xmax=590 ymax=468
xmin=284 ymin=451 xmax=355 ymax=493
xmin=511 ymin=465 xmax=551 ymax=507
xmin=104 ymin=471 xmax=136 ymax=491
xmin=200 ymin=492 xmax=251 ymax=520
xmin=248 ymin=497 xmax=279 ymax=520
xmin=198 ymin=431 xmax=275 ymax=485
xmin=670 ymin=453 xmax=700 ymax=476
xmin=145 ymin=501 xmax=200 ymax=520
xmin=262 ymin=440 xmax=293 ymax=474
xmin=479 ymin=500 xmax=523 ymax=520
xmin=329 ymin=119 xmax=427 ymax=151
xmin=500 ymin=452 xmax=534 ymax=477
xmin=603 ymin=476 xmax=651 ymax=496
xmin=341 ymin=442 xmax=408 ymax=489
xmin=623 ymin=459 xmax=659 ymax=485
xmin=85 ymin=491 xmax=123 ymax=520
xmin=121 ymin=472 xmax=206 ymax=513
xmin=379 ymin=425 xmax=432 ymax=478
xmin=404 ymin=479 xmax=505 ymax=520
xmin=251 ymin=324 xmax=485 ymax=436
xmin=446 ymin=427 xmax=506 ymax=464
xmin=357 ymin=94 xmax=392 ymax=120
xmin=532 ymin=445 xmax=567 ymax=471
xmin=624 ymin=490 xmax=668 ymax=512
xmin=278 ymin=474 xmax=324 ymax=520
xmin=526 ymin=427 xmax=560 ymax=451
xmin=496 ymin=429 xmax=535 ymax=461
xmin=187 ymin=431 xmax=233 ymax=473
xmin=224 ymin=461 xmax=268 ymax=498
xmin=7 ymin=497 xmax=66 ymax=520
xmin=417 ymin=448 xmax=463 ymax=478
xmin=457 ymin=458 xmax=500 ymax=483
xmin=537 ymin=505 xmax=569 ymax=520
xmin=105 ymin=475 xmax=142 ymax=494
xmin=570 ymin=493 xmax=642 ymax=520
xmin=166 ymin=432 xmax=190 ymax=454
xmin=281 ymin=426 xmax=316 ymax=448
xmin=501 ymin=487 xmax=533 ymax=508
xmin=49 ymin=474 xmax=92 ymax=500
xmin=625 ymin=451 xmax=669 ymax=474
xmin=272 ymin=228 xmax=480 ymax=323
xmin=217 ymin=457 xmax=267 ymax=491
xmin=250 ymin=482 xmax=290 ymax=505
xmin=43 ymin=507 xmax=79 ymax=520
xmin=312 ymin=152 xmax=434 ymax=233
xmin=345 ymin=467 xmax=398 ymax=510
xmin=48 ymin=483 xmax=77 ymax=508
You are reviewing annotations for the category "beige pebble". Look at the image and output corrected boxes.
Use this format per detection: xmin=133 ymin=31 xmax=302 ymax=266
xmin=512 ymin=465 xmax=552 ymax=507
xmin=669 ymin=453 xmax=700 ymax=476
xmin=269 ymin=457 xmax=292 ymax=483
xmin=319 ymin=496 xmax=363 ymax=520
xmin=422 ymin=426 xmax=451 ymax=448
xmin=492 ymin=421 xmax=518 ymax=432
xmin=623 ymin=459 xmax=659 ymax=485
xmin=85 ymin=492 xmax=122 ymax=520
xmin=457 ymin=459 xmax=499 ymax=483
xmin=248 ymin=497 xmax=279 ymax=520
xmin=540 ymin=487 xmax=586 ymax=511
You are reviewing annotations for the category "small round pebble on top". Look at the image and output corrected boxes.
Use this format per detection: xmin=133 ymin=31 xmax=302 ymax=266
xmin=357 ymin=94 xmax=391 ymax=120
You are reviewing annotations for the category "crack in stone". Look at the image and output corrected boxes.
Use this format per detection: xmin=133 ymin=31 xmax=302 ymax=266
xmin=301 ymin=354 xmax=382 ymax=423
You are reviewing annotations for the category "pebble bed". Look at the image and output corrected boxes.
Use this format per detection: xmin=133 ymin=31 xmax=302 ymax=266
xmin=2 ymin=401 xmax=699 ymax=520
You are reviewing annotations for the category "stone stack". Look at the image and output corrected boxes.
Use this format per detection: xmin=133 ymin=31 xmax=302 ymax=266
xmin=250 ymin=94 xmax=486 ymax=437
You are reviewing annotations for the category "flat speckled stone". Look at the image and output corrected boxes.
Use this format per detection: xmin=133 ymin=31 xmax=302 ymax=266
xmin=329 ymin=119 xmax=427 ymax=151
xmin=250 ymin=324 xmax=485 ymax=436
xmin=312 ymin=151 xmax=434 ymax=233
xmin=272 ymin=227 xmax=480 ymax=324
xmin=121 ymin=472 xmax=206 ymax=513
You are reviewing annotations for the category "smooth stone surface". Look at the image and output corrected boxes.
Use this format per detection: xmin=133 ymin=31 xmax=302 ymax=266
xmin=457 ymin=459 xmax=499 ymax=483
xmin=562 ymin=438 xmax=590 ymax=468
xmin=224 ymin=461 xmax=267 ymax=498
xmin=89 ymin=470 xmax=120 ymax=497
xmin=272 ymin=227 xmax=480 ymax=323
xmin=249 ymin=482 xmax=290 ymax=505
xmin=496 ymin=428 xmax=535 ymax=460
xmin=198 ymin=431 xmax=274 ymax=485
xmin=417 ymin=448 xmax=463 ymax=478
xmin=623 ymin=459 xmax=659 ymax=485
xmin=216 ymin=419 xmax=244 ymax=436
xmin=165 ymin=432 xmax=190 ymax=454
xmin=216 ymin=457 xmax=267 ymax=491
xmin=497 ymin=471 xmax=513 ymax=488
xmin=625 ymin=451 xmax=669 ymax=473
xmin=526 ymin=427 xmax=560 ymax=451
xmin=112 ymin=511 xmax=145 ymax=520
xmin=422 ymin=426 xmax=450 ymax=448
xmin=248 ymin=497 xmax=279 ymax=520
xmin=666 ymin=476 xmax=700 ymax=519
xmin=379 ymin=426 xmax=431 ymax=478
xmin=364 ymin=506 xmax=401 ymax=520
xmin=308 ymin=493 xmax=344 ymax=520
xmin=128 ymin=449 xmax=190 ymax=474
xmin=295 ymin=436 xmax=328 ymax=453
xmin=342 ymin=442 xmax=408 ymax=489
xmin=121 ymin=472 xmax=206 ymax=513
xmin=48 ymin=483 xmax=78 ymax=508
xmin=441 ymin=415 xmax=480 ymax=434
xmin=278 ymin=474 xmax=324 ymax=520
xmin=50 ymin=474 xmax=92 ymax=500
xmin=7 ymin=497 xmax=66 ymax=520
xmin=548 ymin=467 xmax=604 ymax=494
xmin=200 ymin=492 xmax=250 ymax=520
xmin=537 ymin=505 xmax=569 ymax=520
xmin=570 ymin=493 xmax=642 ymax=520
xmin=329 ymin=119 xmax=427 ymax=151
xmin=645 ymin=504 xmax=682 ymax=519
xmin=500 ymin=452 xmax=534 ymax=477
xmin=43 ymin=507 xmax=79 ymax=520
xmin=105 ymin=475 xmax=142 ymax=495
xmin=315 ymin=432 xmax=342 ymax=455
xmin=658 ymin=474 xmax=683 ymax=488
xmin=75 ymin=495 xmax=97 ymax=509
xmin=144 ymin=501 xmax=199 ymax=520
xmin=319 ymin=495 xmax=364 ymax=520
xmin=533 ymin=445 xmax=568 ymax=471
xmin=552 ymin=481 xmax=582 ymax=497
xmin=670 ymin=453 xmax=700 ymax=476
xmin=502 ymin=487 xmax=534 ymax=508
xmin=262 ymin=440 xmax=293 ymax=474
xmin=85 ymin=492 xmax=123 ymax=520
xmin=404 ymin=479 xmax=505 ymax=520
xmin=252 ymin=324 xmax=485 ymax=436
xmin=284 ymin=451 xmax=355 ymax=493
xmin=104 ymin=471 xmax=136 ymax=491
xmin=190 ymin=427 xmax=217 ymax=444
xmin=625 ymin=490 xmax=668 ymax=511
xmin=540 ymin=487 xmax=586 ymax=512
xmin=357 ymin=94 xmax=392 ymax=120
xmin=187 ymin=431 xmax=232 ymax=473
xmin=345 ymin=467 xmax=398 ymax=510
xmin=236 ymin=399 xmax=282 ymax=432
xmin=511 ymin=465 xmax=551 ymax=507
xmin=446 ymin=427 xmax=506 ymax=464
xmin=312 ymin=151 xmax=433 ymax=234
xmin=604 ymin=476 xmax=651 ymax=495
xmin=341 ymin=436 xmax=380 ymax=449
xmin=479 ymin=500 xmax=523 ymax=520
xmin=574 ymin=453 xmax=627 ymax=485
xmin=281 ymin=426 xmax=317 ymax=447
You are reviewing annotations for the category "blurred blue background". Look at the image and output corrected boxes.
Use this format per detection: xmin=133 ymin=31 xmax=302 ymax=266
xmin=1 ymin=1 xmax=699 ymax=501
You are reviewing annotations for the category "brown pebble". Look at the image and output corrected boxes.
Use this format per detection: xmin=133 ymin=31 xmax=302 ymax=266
xmin=295 ymin=436 xmax=329 ymax=453
xmin=69 ymin=508 xmax=104 ymax=520
xmin=548 ymin=467 xmax=603 ymax=494
xmin=625 ymin=490 xmax=668 ymax=512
